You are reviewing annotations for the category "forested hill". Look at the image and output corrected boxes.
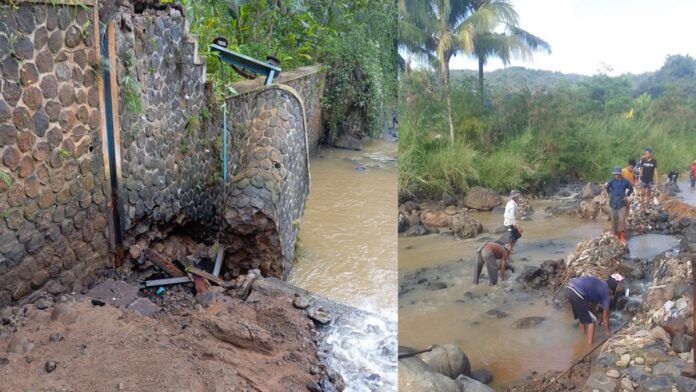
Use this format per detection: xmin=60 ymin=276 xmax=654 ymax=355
xmin=451 ymin=54 xmax=696 ymax=98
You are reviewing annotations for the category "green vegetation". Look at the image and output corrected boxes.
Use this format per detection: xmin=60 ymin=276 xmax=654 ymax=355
xmin=0 ymin=171 xmax=12 ymax=189
xmin=400 ymin=55 xmax=696 ymax=199
xmin=182 ymin=0 xmax=396 ymax=137
xmin=399 ymin=0 xmax=547 ymax=143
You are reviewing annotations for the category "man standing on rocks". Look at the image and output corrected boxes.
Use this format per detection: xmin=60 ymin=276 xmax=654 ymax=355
xmin=473 ymin=242 xmax=511 ymax=285
xmin=504 ymin=190 xmax=522 ymax=252
xmin=565 ymin=274 xmax=623 ymax=345
xmin=605 ymin=166 xmax=634 ymax=244
xmin=621 ymin=159 xmax=637 ymax=226
xmin=639 ymin=147 xmax=658 ymax=213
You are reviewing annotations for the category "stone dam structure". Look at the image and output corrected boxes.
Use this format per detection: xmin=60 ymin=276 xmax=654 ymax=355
xmin=0 ymin=0 xmax=327 ymax=306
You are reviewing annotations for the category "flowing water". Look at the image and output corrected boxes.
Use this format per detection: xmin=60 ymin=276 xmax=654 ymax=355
xmin=399 ymin=200 xmax=679 ymax=389
xmin=288 ymin=139 xmax=398 ymax=317
xmin=287 ymin=139 xmax=398 ymax=391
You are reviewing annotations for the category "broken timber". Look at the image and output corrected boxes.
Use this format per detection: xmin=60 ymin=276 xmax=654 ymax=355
xmin=187 ymin=266 xmax=235 ymax=288
xmin=143 ymin=277 xmax=192 ymax=287
xmin=144 ymin=249 xmax=187 ymax=277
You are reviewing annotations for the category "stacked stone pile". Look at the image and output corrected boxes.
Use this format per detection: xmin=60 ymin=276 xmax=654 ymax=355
xmin=564 ymin=232 xmax=629 ymax=280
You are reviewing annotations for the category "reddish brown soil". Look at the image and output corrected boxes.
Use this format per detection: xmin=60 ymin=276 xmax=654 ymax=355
xmin=0 ymin=286 xmax=323 ymax=392
xmin=660 ymin=194 xmax=696 ymax=220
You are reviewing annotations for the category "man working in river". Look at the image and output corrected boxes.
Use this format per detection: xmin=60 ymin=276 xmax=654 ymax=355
xmin=473 ymin=242 xmax=511 ymax=285
xmin=606 ymin=166 xmax=634 ymax=243
xmin=565 ymin=274 xmax=623 ymax=345
xmin=504 ymin=190 xmax=523 ymax=252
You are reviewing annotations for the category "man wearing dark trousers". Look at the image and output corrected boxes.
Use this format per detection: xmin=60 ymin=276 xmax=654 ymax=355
xmin=639 ymin=147 xmax=657 ymax=213
xmin=473 ymin=242 xmax=511 ymax=286
xmin=565 ymin=274 xmax=623 ymax=345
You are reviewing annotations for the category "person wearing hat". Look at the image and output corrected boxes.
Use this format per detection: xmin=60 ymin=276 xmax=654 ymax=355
xmin=690 ymin=159 xmax=696 ymax=188
xmin=503 ymin=190 xmax=523 ymax=252
xmin=639 ymin=147 xmax=657 ymax=213
xmin=473 ymin=241 xmax=512 ymax=285
xmin=565 ymin=274 xmax=624 ymax=345
xmin=605 ymin=166 xmax=634 ymax=243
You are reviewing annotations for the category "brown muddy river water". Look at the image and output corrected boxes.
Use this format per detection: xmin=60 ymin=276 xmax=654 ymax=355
xmin=399 ymin=199 xmax=679 ymax=389
xmin=288 ymin=139 xmax=398 ymax=318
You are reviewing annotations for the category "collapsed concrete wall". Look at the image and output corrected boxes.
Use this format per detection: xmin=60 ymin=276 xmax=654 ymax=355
xmin=0 ymin=0 xmax=323 ymax=305
xmin=0 ymin=2 xmax=110 ymax=306
xmin=221 ymin=86 xmax=310 ymax=279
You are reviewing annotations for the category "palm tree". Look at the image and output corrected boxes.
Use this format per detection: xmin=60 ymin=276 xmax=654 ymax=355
xmin=471 ymin=4 xmax=551 ymax=105
xmin=399 ymin=0 xmax=517 ymax=143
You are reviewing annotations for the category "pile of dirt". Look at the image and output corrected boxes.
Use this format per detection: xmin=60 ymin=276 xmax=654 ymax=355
xmin=0 ymin=277 xmax=343 ymax=391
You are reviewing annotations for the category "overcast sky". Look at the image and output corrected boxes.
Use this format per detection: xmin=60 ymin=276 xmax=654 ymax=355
xmin=448 ymin=0 xmax=696 ymax=75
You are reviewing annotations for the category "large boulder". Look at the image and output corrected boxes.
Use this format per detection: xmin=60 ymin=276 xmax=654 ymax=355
xmin=455 ymin=375 xmax=496 ymax=392
xmin=450 ymin=214 xmax=483 ymax=239
xmin=333 ymin=133 xmax=363 ymax=151
xmin=405 ymin=212 xmax=429 ymax=236
xmin=418 ymin=344 xmax=471 ymax=379
xmin=421 ymin=209 xmax=452 ymax=227
xmin=463 ymin=187 xmax=502 ymax=211
xmin=582 ymin=182 xmax=602 ymax=200
xmin=399 ymin=357 xmax=460 ymax=392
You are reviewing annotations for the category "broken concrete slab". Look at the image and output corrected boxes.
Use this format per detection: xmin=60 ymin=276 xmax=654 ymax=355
xmin=86 ymin=280 xmax=140 ymax=308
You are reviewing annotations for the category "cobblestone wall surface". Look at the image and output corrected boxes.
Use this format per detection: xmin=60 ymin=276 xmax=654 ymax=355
xmin=221 ymin=86 xmax=310 ymax=279
xmin=0 ymin=2 xmax=110 ymax=306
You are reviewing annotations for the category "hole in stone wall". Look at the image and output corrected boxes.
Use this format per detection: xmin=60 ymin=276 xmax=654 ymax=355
xmin=274 ymin=163 xmax=281 ymax=169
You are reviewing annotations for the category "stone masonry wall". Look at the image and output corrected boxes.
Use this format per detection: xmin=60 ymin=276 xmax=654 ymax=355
xmin=0 ymin=2 xmax=110 ymax=306
xmin=114 ymin=7 xmax=211 ymax=248
xmin=220 ymin=86 xmax=310 ymax=279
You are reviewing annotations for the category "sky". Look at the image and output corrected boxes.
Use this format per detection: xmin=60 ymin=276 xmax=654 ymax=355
xmin=448 ymin=0 xmax=696 ymax=76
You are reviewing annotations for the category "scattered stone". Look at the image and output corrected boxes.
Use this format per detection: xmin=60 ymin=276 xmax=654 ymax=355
xmin=44 ymin=360 xmax=57 ymax=373
xmin=49 ymin=332 xmax=63 ymax=342
xmin=418 ymin=344 xmax=471 ymax=379
xmin=305 ymin=380 xmax=322 ymax=392
xmin=454 ymin=375 xmax=495 ymax=392
xmin=606 ymin=369 xmax=620 ymax=378
xmin=621 ymin=377 xmax=635 ymax=391
xmin=35 ymin=299 xmax=51 ymax=310
xmin=511 ymin=316 xmax=546 ymax=329
xmin=484 ymin=309 xmax=508 ymax=319
xmin=308 ymin=307 xmax=332 ymax=326
xmin=91 ymin=299 xmax=105 ymax=307
xmin=126 ymin=298 xmax=160 ymax=316
xmin=293 ymin=295 xmax=310 ymax=310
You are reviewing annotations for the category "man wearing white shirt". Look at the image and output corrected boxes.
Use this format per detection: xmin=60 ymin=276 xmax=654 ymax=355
xmin=504 ymin=190 xmax=522 ymax=252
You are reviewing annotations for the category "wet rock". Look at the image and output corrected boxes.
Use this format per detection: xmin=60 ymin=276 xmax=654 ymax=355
xmin=293 ymin=295 xmax=310 ymax=309
xmin=584 ymin=371 xmax=617 ymax=392
xmin=45 ymin=360 xmax=57 ymax=372
xmin=308 ymin=307 xmax=332 ymax=326
xmin=637 ymin=376 xmax=674 ymax=392
xmin=649 ymin=326 xmax=672 ymax=345
xmin=454 ymin=375 xmax=495 ymax=392
xmin=621 ymin=377 xmax=635 ymax=391
xmin=511 ymin=316 xmax=546 ymax=329
xmin=517 ymin=266 xmax=542 ymax=282
xmin=652 ymin=360 xmax=687 ymax=378
xmin=318 ymin=378 xmax=337 ymax=392
xmin=442 ymin=192 xmax=457 ymax=207
xmin=484 ymin=309 xmax=508 ymax=319
xmin=470 ymin=369 xmax=493 ymax=384
xmin=418 ymin=344 xmax=470 ymax=379
xmin=671 ymin=333 xmax=693 ymax=353
xmin=463 ymin=187 xmax=501 ymax=211
xmin=450 ymin=214 xmax=483 ymax=239
xmin=399 ymin=357 xmax=459 ymax=392
xmin=91 ymin=299 xmax=106 ymax=306
xmin=427 ymin=282 xmax=447 ymax=290
xmin=606 ymin=369 xmax=620 ymax=378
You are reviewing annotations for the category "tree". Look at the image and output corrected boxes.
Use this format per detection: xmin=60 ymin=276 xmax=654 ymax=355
xmin=471 ymin=3 xmax=551 ymax=106
xmin=399 ymin=0 xmax=516 ymax=143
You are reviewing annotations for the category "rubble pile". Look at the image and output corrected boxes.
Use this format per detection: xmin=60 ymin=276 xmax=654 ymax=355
xmin=563 ymin=232 xmax=629 ymax=279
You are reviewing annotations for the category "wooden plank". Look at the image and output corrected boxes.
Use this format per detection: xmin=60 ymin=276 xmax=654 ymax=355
xmin=187 ymin=266 xmax=234 ymax=288
xmin=192 ymin=275 xmax=210 ymax=294
xmin=143 ymin=249 xmax=186 ymax=278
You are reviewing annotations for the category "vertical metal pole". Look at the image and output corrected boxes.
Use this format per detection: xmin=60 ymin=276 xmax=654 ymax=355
xmin=220 ymin=57 xmax=228 ymax=181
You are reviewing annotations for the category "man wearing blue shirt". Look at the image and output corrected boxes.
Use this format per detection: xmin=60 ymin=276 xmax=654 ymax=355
xmin=605 ymin=166 xmax=633 ymax=244
xmin=565 ymin=275 xmax=622 ymax=344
